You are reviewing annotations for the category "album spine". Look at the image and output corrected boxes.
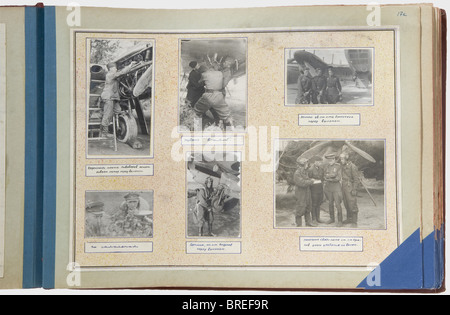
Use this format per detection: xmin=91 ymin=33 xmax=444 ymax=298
xmin=41 ymin=6 xmax=57 ymax=290
xmin=22 ymin=5 xmax=44 ymax=289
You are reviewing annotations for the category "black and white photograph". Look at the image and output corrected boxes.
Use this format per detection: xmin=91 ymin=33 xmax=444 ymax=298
xmin=179 ymin=38 xmax=247 ymax=132
xmin=285 ymin=48 xmax=373 ymax=105
xmin=275 ymin=139 xmax=385 ymax=229
xmin=186 ymin=152 xmax=241 ymax=237
xmin=85 ymin=190 xmax=154 ymax=238
xmin=87 ymin=38 xmax=154 ymax=157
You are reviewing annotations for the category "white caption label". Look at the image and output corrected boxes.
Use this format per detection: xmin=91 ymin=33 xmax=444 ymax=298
xmin=181 ymin=136 xmax=244 ymax=146
xmin=300 ymin=236 xmax=363 ymax=252
xmin=86 ymin=164 xmax=154 ymax=177
xmin=85 ymin=242 xmax=153 ymax=253
xmin=299 ymin=114 xmax=360 ymax=126
xmin=186 ymin=241 xmax=241 ymax=254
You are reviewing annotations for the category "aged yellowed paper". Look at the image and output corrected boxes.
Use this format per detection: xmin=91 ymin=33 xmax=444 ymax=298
xmin=0 ymin=23 xmax=6 ymax=278
xmin=71 ymin=28 xmax=399 ymax=270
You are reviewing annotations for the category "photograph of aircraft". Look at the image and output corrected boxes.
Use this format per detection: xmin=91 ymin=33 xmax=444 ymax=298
xmin=87 ymin=39 xmax=154 ymax=157
xmin=179 ymin=38 xmax=247 ymax=132
xmin=275 ymin=139 xmax=385 ymax=229
xmin=186 ymin=152 xmax=241 ymax=237
xmin=285 ymin=48 xmax=373 ymax=105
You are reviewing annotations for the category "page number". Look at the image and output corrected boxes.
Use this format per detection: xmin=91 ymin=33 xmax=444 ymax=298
xmin=397 ymin=11 xmax=407 ymax=17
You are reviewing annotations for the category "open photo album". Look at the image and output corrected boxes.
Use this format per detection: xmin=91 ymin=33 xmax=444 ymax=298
xmin=0 ymin=3 xmax=446 ymax=291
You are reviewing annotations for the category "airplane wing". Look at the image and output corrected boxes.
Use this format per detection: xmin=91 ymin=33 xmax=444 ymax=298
xmin=187 ymin=152 xmax=241 ymax=200
xmin=290 ymin=50 xmax=372 ymax=87
xmin=293 ymin=50 xmax=330 ymax=72
xmin=290 ymin=50 xmax=352 ymax=78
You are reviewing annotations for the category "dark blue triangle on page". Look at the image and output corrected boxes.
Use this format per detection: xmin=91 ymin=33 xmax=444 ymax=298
xmin=357 ymin=229 xmax=423 ymax=290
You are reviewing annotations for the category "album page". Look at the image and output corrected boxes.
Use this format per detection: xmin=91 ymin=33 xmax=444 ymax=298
xmin=53 ymin=4 xmax=427 ymax=289
xmin=0 ymin=8 xmax=26 ymax=289
xmin=0 ymin=23 xmax=6 ymax=279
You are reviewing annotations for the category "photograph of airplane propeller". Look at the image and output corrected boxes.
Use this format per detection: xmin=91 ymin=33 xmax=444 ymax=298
xmin=275 ymin=139 xmax=386 ymax=229
xmin=87 ymin=38 xmax=154 ymax=157
xmin=285 ymin=48 xmax=374 ymax=105
xmin=179 ymin=38 xmax=247 ymax=132
xmin=186 ymin=152 xmax=241 ymax=237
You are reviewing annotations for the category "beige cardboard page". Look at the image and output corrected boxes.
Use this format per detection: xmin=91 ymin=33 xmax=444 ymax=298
xmin=72 ymin=28 xmax=399 ymax=269
xmin=0 ymin=23 xmax=5 ymax=278
xmin=54 ymin=4 xmax=427 ymax=289
xmin=0 ymin=8 xmax=25 ymax=289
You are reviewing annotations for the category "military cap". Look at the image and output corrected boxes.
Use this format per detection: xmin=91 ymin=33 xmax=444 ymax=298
xmin=325 ymin=153 xmax=336 ymax=159
xmin=296 ymin=157 xmax=309 ymax=165
xmin=124 ymin=192 xmax=140 ymax=201
xmin=189 ymin=61 xmax=198 ymax=69
xmin=86 ymin=200 xmax=104 ymax=213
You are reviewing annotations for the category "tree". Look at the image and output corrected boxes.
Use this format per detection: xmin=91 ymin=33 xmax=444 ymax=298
xmin=90 ymin=39 xmax=121 ymax=65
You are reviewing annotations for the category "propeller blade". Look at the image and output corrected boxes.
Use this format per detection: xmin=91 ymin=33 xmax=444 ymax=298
xmin=299 ymin=141 xmax=333 ymax=159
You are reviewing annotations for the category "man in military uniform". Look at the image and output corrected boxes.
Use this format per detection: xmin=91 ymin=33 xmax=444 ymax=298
xmin=185 ymin=61 xmax=205 ymax=108
xmin=109 ymin=192 xmax=152 ymax=237
xmin=295 ymin=67 xmax=312 ymax=104
xmin=340 ymin=153 xmax=360 ymax=227
xmin=308 ymin=155 xmax=324 ymax=224
xmin=323 ymin=153 xmax=344 ymax=226
xmin=188 ymin=177 xmax=215 ymax=236
xmin=325 ymin=67 xmax=342 ymax=104
xmin=311 ymin=68 xmax=327 ymax=104
xmin=293 ymin=157 xmax=317 ymax=227
xmin=192 ymin=62 xmax=234 ymax=131
xmin=85 ymin=201 xmax=106 ymax=238
xmin=100 ymin=61 xmax=137 ymax=138
xmin=118 ymin=192 xmax=151 ymax=215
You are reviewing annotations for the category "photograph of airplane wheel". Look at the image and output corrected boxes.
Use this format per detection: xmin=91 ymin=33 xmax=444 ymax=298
xmin=285 ymin=48 xmax=373 ymax=106
xmin=186 ymin=152 xmax=241 ymax=238
xmin=274 ymin=139 xmax=385 ymax=229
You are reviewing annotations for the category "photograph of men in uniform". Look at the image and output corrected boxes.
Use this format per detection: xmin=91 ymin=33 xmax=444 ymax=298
xmin=109 ymin=192 xmax=153 ymax=237
xmin=285 ymin=48 xmax=373 ymax=105
xmin=179 ymin=38 xmax=247 ymax=132
xmin=311 ymin=68 xmax=327 ymax=104
xmin=185 ymin=61 xmax=206 ymax=108
xmin=308 ymin=155 xmax=325 ymax=224
xmin=275 ymin=140 xmax=385 ymax=229
xmin=186 ymin=152 xmax=241 ymax=238
xmin=84 ymin=191 xmax=153 ymax=238
xmin=325 ymin=67 xmax=342 ymax=104
xmin=188 ymin=177 xmax=215 ymax=236
xmin=340 ymin=152 xmax=360 ymax=227
xmin=192 ymin=61 xmax=234 ymax=131
xmin=323 ymin=153 xmax=344 ymax=226
xmin=85 ymin=201 xmax=107 ymax=238
xmin=295 ymin=67 xmax=312 ymax=104
xmin=293 ymin=157 xmax=317 ymax=227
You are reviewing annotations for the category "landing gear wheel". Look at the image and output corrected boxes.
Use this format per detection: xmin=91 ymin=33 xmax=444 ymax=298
xmin=116 ymin=114 xmax=138 ymax=145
